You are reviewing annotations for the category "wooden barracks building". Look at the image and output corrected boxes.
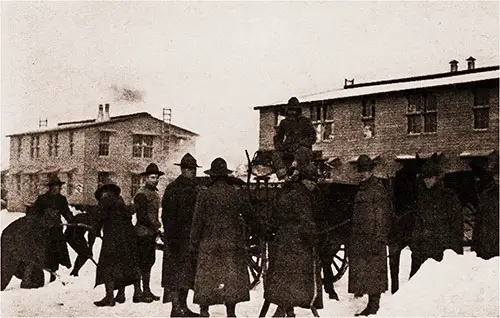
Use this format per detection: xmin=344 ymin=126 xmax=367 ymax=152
xmin=7 ymin=104 xmax=198 ymax=211
xmin=254 ymin=57 xmax=499 ymax=184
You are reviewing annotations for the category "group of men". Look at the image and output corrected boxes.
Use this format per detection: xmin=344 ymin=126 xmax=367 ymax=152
xmin=6 ymin=96 xmax=499 ymax=318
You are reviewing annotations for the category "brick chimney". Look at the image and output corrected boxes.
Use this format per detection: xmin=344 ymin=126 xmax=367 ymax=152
xmin=103 ymin=103 xmax=110 ymax=121
xmin=96 ymin=104 xmax=104 ymax=122
xmin=449 ymin=60 xmax=459 ymax=72
xmin=466 ymin=56 xmax=476 ymax=70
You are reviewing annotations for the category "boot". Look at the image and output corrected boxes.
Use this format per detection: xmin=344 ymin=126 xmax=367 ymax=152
xmin=163 ymin=288 xmax=170 ymax=304
xmin=328 ymin=290 xmax=339 ymax=300
xmin=132 ymin=281 xmax=143 ymax=303
xmin=355 ymin=294 xmax=380 ymax=316
xmin=285 ymin=307 xmax=295 ymax=317
xmin=272 ymin=306 xmax=286 ymax=317
xmin=200 ymin=305 xmax=210 ymax=317
xmin=226 ymin=303 xmax=236 ymax=317
xmin=142 ymin=271 xmax=160 ymax=301
xmin=179 ymin=289 xmax=200 ymax=317
xmin=94 ymin=295 xmax=115 ymax=307
xmin=94 ymin=282 xmax=116 ymax=307
xmin=115 ymin=288 xmax=126 ymax=304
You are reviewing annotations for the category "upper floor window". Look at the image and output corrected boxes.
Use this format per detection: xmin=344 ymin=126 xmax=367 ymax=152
xmin=28 ymin=173 xmax=39 ymax=197
xmin=99 ymin=132 xmax=111 ymax=156
xmin=310 ymin=104 xmax=334 ymax=142
xmin=361 ymin=99 xmax=376 ymax=138
xmin=473 ymin=88 xmax=490 ymax=130
xmin=131 ymin=174 xmax=141 ymax=197
xmin=69 ymin=132 xmax=74 ymax=156
xmin=17 ymin=138 xmax=22 ymax=159
xmin=132 ymin=135 xmax=154 ymax=158
xmin=48 ymin=133 xmax=59 ymax=157
xmin=30 ymin=135 xmax=40 ymax=159
xmin=407 ymin=93 xmax=437 ymax=134
xmin=474 ymin=88 xmax=490 ymax=106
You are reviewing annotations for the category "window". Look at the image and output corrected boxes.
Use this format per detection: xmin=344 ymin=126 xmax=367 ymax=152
xmin=69 ymin=132 xmax=74 ymax=155
xmin=48 ymin=133 xmax=58 ymax=157
xmin=407 ymin=93 xmax=437 ymax=134
xmin=99 ymin=132 xmax=111 ymax=156
xmin=67 ymin=172 xmax=74 ymax=196
xmin=17 ymin=138 xmax=22 ymax=159
xmin=474 ymin=88 xmax=490 ymax=106
xmin=310 ymin=104 xmax=334 ymax=142
xmin=97 ymin=172 xmax=110 ymax=188
xmin=473 ymin=88 xmax=490 ymax=130
xmin=132 ymin=135 xmax=154 ymax=158
xmin=30 ymin=135 xmax=40 ymax=158
xmin=131 ymin=174 xmax=141 ymax=197
xmin=16 ymin=174 xmax=21 ymax=192
xmin=361 ymin=99 xmax=376 ymax=138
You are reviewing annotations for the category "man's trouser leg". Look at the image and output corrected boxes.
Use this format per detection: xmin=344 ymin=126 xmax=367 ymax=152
xmin=294 ymin=146 xmax=315 ymax=177
xmin=272 ymin=150 xmax=288 ymax=179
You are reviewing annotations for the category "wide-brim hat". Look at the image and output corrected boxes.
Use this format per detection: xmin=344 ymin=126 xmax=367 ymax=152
xmin=204 ymin=157 xmax=233 ymax=176
xmin=174 ymin=153 xmax=201 ymax=168
xmin=94 ymin=183 xmax=121 ymax=201
xmin=355 ymin=154 xmax=375 ymax=172
xmin=140 ymin=163 xmax=165 ymax=176
xmin=46 ymin=175 xmax=65 ymax=187
xmin=284 ymin=96 xmax=302 ymax=112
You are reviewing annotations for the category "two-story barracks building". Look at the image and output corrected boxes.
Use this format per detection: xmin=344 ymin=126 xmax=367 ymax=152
xmin=6 ymin=105 xmax=198 ymax=211
xmin=254 ymin=59 xmax=499 ymax=184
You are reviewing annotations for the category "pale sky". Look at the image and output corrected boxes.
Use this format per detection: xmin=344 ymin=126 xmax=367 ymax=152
xmin=1 ymin=1 xmax=498 ymax=171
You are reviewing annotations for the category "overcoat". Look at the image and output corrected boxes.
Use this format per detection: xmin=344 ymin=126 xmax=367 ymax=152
xmin=190 ymin=179 xmax=251 ymax=306
xmin=273 ymin=116 xmax=317 ymax=152
xmin=32 ymin=192 xmax=74 ymax=270
xmin=95 ymin=193 xmax=140 ymax=289
xmin=264 ymin=182 xmax=323 ymax=309
xmin=412 ymin=182 xmax=463 ymax=261
xmin=348 ymin=176 xmax=391 ymax=295
xmin=161 ymin=175 xmax=200 ymax=291
xmin=474 ymin=180 xmax=499 ymax=260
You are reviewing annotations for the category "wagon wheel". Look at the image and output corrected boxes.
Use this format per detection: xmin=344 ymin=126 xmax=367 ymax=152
xmin=330 ymin=244 xmax=348 ymax=283
xmin=247 ymin=233 xmax=264 ymax=289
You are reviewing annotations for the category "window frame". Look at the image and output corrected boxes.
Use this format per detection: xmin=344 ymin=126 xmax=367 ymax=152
xmin=99 ymin=131 xmax=111 ymax=156
xmin=132 ymin=134 xmax=154 ymax=158
xmin=17 ymin=137 xmax=22 ymax=159
xmin=97 ymin=172 xmax=110 ymax=188
xmin=310 ymin=104 xmax=334 ymax=142
xmin=69 ymin=132 xmax=74 ymax=156
xmin=406 ymin=92 xmax=438 ymax=135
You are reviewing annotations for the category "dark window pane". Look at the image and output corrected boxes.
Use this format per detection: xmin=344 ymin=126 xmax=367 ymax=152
xmin=424 ymin=113 xmax=437 ymax=133
xmin=474 ymin=88 xmax=490 ymax=106
xmin=408 ymin=94 xmax=423 ymax=113
xmin=144 ymin=147 xmax=153 ymax=158
xmin=426 ymin=94 xmax=437 ymax=111
xmin=474 ymin=108 xmax=489 ymax=129
xmin=408 ymin=115 xmax=421 ymax=134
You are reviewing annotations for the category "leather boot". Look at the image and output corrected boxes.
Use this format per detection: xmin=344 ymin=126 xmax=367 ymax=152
xmin=355 ymin=294 xmax=380 ymax=316
xmin=328 ymin=290 xmax=339 ymax=300
xmin=285 ymin=307 xmax=295 ymax=317
xmin=226 ymin=303 xmax=236 ymax=317
xmin=132 ymin=281 xmax=143 ymax=303
xmin=179 ymin=289 xmax=200 ymax=317
xmin=95 ymin=282 xmax=116 ymax=307
xmin=272 ymin=306 xmax=286 ymax=317
xmin=200 ymin=305 xmax=210 ymax=317
xmin=115 ymin=288 xmax=126 ymax=304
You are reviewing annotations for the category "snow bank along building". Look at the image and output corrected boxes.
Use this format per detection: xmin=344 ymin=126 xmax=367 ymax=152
xmin=254 ymin=58 xmax=499 ymax=186
xmin=6 ymin=104 xmax=198 ymax=211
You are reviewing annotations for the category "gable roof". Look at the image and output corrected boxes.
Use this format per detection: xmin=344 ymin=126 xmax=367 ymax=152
xmin=6 ymin=112 xmax=198 ymax=137
xmin=254 ymin=65 xmax=499 ymax=110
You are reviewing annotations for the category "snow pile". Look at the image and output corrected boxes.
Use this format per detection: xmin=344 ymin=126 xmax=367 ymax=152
xmin=378 ymin=250 xmax=499 ymax=317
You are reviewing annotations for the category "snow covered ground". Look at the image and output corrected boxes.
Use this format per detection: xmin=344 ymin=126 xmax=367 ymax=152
xmin=1 ymin=209 xmax=498 ymax=317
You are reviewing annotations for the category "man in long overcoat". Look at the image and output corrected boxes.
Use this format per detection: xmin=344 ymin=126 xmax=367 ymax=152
xmin=264 ymin=178 xmax=323 ymax=317
xmin=471 ymin=162 xmax=499 ymax=260
xmin=133 ymin=163 xmax=164 ymax=302
xmin=32 ymin=175 xmax=75 ymax=281
xmin=190 ymin=158 xmax=251 ymax=317
xmin=348 ymin=155 xmax=391 ymax=316
xmin=410 ymin=158 xmax=463 ymax=277
xmin=94 ymin=181 xmax=142 ymax=307
xmin=161 ymin=153 xmax=201 ymax=317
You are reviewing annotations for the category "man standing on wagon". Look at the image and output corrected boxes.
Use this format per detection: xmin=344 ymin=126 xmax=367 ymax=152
xmin=272 ymin=97 xmax=317 ymax=181
xmin=348 ymin=155 xmax=391 ymax=316
xmin=133 ymin=163 xmax=164 ymax=303
xmin=161 ymin=153 xmax=201 ymax=317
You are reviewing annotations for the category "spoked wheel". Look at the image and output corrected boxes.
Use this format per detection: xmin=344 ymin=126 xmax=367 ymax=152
xmin=247 ymin=233 xmax=264 ymax=289
xmin=331 ymin=244 xmax=348 ymax=283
